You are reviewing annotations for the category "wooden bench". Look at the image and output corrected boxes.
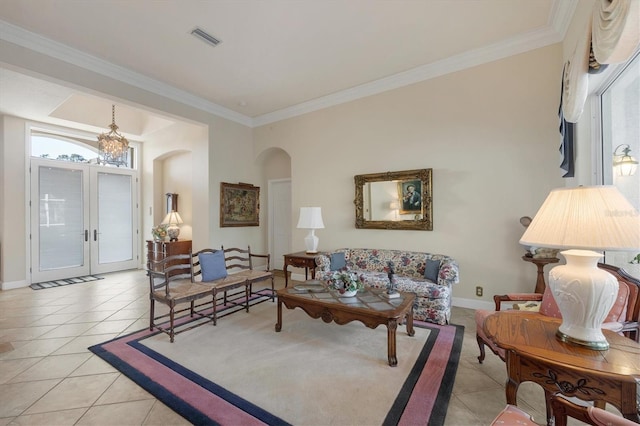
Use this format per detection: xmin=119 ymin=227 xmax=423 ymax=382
xmin=148 ymin=246 xmax=275 ymax=340
xmin=147 ymin=253 xmax=215 ymax=342
xmin=192 ymin=248 xmax=251 ymax=326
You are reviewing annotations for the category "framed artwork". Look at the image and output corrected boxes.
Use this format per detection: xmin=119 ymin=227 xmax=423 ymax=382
xmin=398 ymin=179 xmax=422 ymax=214
xmin=220 ymin=182 xmax=260 ymax=227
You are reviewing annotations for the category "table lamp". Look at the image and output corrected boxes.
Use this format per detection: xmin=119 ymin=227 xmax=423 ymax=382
xmin=297 ymin=207 xmax=324 ymax=253
xmin=520 ymin=186 xmax=640 ymax=350
xmin=161 ymin=211 xmax=184 ymax=242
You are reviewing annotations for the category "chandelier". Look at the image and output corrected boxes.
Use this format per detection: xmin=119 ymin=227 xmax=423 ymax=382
xmin=98 ymin=105 xmax=129 ymax=166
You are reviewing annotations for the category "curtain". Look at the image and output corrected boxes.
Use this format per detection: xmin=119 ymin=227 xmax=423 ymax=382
xmin=592 ymin=0 xmax=640 ymax=64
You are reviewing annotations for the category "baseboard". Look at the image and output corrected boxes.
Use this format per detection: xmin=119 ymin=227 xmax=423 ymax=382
xmin=452 ymin=297 xmax=494 ymax=311
xmin=1 ymin=279 xmax=29 ymax=290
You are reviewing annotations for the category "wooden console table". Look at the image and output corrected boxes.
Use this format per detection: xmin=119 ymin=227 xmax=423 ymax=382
xmin=484 ymin=311 xmax=640 ymax=424
xmin=283 ymin=251 xmax=318 ymax=288
xmin=146 ymin=240 xmax=192 ymax=275
xmin=521 ymin=255 xmax=559 ymax=293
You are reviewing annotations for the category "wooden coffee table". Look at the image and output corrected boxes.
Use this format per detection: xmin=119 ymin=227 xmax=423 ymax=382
xmin=275 ymin=284 xmax=415 ymax=366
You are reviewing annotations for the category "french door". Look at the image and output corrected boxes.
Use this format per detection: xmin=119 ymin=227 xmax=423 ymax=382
xmin=30 ymin=159 xmax=138 ymax=283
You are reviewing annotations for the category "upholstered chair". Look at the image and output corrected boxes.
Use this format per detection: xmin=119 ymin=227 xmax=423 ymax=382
xmin=491 ymin=395 xmax=636 ymax=426
xmin=476 ymin=263 xmax=640 ymax=363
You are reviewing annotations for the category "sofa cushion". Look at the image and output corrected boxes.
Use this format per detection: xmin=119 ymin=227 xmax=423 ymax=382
xmin=330 ymin=252 xmax=346 ymax=270
xmin=424 ymin=258 xmax=440 ymax=282
xmin=199 ymin=251 xmax=228 ymax=282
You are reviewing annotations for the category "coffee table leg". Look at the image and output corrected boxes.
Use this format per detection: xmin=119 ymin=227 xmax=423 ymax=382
xmin=406 ymin=306 xmax=415 ymax=337
xmin=387 ymin=319 xmax=398 ymax=367
xmin=275 ymin=298 xmax=282 ymax=332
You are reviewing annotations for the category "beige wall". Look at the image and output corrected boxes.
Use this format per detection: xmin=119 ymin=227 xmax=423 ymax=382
xmin=254 ymin=45 xmax=565 ymax=306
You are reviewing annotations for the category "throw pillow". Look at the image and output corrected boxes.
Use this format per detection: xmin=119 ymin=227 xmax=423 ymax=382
xmin=330 ymin=252 xmax=346 ymax=270
xmin=539 ymin=286 xmax=561 ymax=318
xmin=199 ymin=251 xmax=228 ymax=282
xmin=424 ymin=258 xmax=441 ymax=282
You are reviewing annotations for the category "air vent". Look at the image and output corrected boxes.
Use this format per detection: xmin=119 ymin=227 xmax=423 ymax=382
xmin=191 ymin=27 xmax=221 ymax=47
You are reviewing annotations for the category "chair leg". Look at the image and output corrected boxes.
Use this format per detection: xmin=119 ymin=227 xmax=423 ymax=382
xmin=223 ymin=291 xmax=228 ymax=306
xmin=190 ymin=300 xmax=195 ymax=317
xmin=213 ymin=291 xmax=218 ymax=326
xmin=270 ymin=276 xmax=275 ymax=301
xmin=149 ymin=299 xmax=155 ymax=331
xmin=245 ymin=284 xmax=250 ymax=313
xmin=476 ymin=334 xmax=486 ymax=364
xmin=169 ymin=302 xmax=176 ymax=343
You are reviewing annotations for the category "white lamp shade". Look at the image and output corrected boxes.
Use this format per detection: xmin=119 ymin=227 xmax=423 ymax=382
xmin=297 ymin=207 xmax=324 ymax=229
xmin=520 ymin=186 xmax=640 ymax=251
xmin=161 ymin=211 xmax=184 ymax=226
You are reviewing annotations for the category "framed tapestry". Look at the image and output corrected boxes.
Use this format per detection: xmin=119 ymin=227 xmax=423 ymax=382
xmin=220 ymin=182 xmax=260 ymax=227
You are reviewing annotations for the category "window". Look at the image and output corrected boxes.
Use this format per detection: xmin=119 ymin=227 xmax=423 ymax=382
xmin=31 ymin=134 xmax=98 ymax=163
xmin=31 ymin=132 xmax=135 ymax=169
xmin=599 ymin=52 xmax=640 ymax=272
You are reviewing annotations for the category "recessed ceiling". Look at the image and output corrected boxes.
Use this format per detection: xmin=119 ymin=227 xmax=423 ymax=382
xmin=0 ymin=0 xmax=574 ymax=128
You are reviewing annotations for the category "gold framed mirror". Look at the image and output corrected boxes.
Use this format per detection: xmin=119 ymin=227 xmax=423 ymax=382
xmin=354 ymin=168 xmax=432 ymax=230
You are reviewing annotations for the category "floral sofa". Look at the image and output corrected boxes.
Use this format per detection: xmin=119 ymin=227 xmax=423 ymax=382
xmin=315 ymin=248 xmax=459 ymax=325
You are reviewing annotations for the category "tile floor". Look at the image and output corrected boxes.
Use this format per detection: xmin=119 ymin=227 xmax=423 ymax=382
xmin=0 ymin=269 xmax=596 ymax=425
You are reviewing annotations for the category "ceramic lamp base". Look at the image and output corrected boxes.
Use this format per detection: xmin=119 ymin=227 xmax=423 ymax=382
xmin=549 ymin=249 xmax=618 ymax=351
xmin=167 ymin=226 xmax=180 ymax=242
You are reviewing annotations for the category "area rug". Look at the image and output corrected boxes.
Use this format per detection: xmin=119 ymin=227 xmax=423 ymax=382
xmin=30 ymin=275 xmax=103 ymax=290
xmin=90 ymin=293 xmax=463 ymax=425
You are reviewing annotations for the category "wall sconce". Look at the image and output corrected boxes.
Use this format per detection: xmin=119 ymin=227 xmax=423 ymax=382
xmin=297 ymin=207 xmax=324 ymax=253
xmin=613 ymin=144 xmax=638 ymax=176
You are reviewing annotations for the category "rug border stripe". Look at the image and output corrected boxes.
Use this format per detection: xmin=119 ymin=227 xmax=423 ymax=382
xmin=89 ymin=294 xmax=463 ymax=426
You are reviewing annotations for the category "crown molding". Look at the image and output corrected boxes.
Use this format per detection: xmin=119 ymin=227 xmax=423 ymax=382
xmin=2 ymin=0 xmax=576 ymax=129
xmin=0 ymin=20 xmax=253 ymax=127
xmin=549 ymin=0 xmax=579 ymax=40
xmin=252 ymin=25 xmax=563 ymax=126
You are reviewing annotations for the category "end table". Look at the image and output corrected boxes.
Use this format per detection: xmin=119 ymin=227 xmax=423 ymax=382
xmin=283 ymin=251 xmax=319 ymax=287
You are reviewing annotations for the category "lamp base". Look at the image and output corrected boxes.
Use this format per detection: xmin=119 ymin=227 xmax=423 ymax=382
xmin=304 ymin=230 xmax=319 ymax=254
xmin=167 ymin=226 xmax=180 ymax=242
xmin=549 ymin=249 xmax=618 ymax=351
xmin=555 ymin=329 xmax=610 ymax=350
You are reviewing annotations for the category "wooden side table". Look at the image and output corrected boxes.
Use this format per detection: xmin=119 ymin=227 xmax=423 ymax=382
xmin=146 ymin=240 xmax=192 ymax=276
xmin=521 ymin=255 xmax=559 ymax=293
xmin=283 ymin=251 xmax=318 ymax=287
xmin=484 ymin=311 xmax=640 ymax=424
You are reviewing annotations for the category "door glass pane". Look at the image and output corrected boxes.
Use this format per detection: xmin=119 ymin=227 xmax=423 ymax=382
xmin=98 ymin=172 xmax=133 ymax=263
xmin=38 ymin=166 xmax=84 ymax=270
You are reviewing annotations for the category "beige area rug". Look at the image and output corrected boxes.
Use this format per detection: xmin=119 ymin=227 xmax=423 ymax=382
xmin=90 ymin=292 xmax=464 ymax=425
xmin=142 ymin=300 xmax=429 ymax=425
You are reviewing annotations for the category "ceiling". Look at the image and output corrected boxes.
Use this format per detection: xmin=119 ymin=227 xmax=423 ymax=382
xmin=0 ymin=0 xmax=575 ymax=132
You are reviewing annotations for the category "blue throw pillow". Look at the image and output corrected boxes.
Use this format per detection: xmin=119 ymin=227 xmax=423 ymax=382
xmin=330 ymin=252 xmax=346 ymax=271
xmin=199 ymin=251 xmax=228 ymax=282
xmin=424 ymin=258 xmax=440 ymax=282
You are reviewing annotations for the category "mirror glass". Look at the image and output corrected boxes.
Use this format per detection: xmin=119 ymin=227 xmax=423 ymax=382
xmin=354 ymin=169 xmax=432 ymax=230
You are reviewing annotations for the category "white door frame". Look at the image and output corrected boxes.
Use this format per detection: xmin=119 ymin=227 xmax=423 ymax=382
xmin=30 ymin=159 xmax=139 ymax=282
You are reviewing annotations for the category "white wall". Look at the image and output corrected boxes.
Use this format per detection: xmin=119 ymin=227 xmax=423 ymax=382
xmin=254 ymin=44 xmax=565 ymax=307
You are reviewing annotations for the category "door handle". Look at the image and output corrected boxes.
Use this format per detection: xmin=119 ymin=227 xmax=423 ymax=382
xmin=85 ymin=230 xmax=88 ymax=241
xmin=93 ymin=230 xmax=97 ymax=241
